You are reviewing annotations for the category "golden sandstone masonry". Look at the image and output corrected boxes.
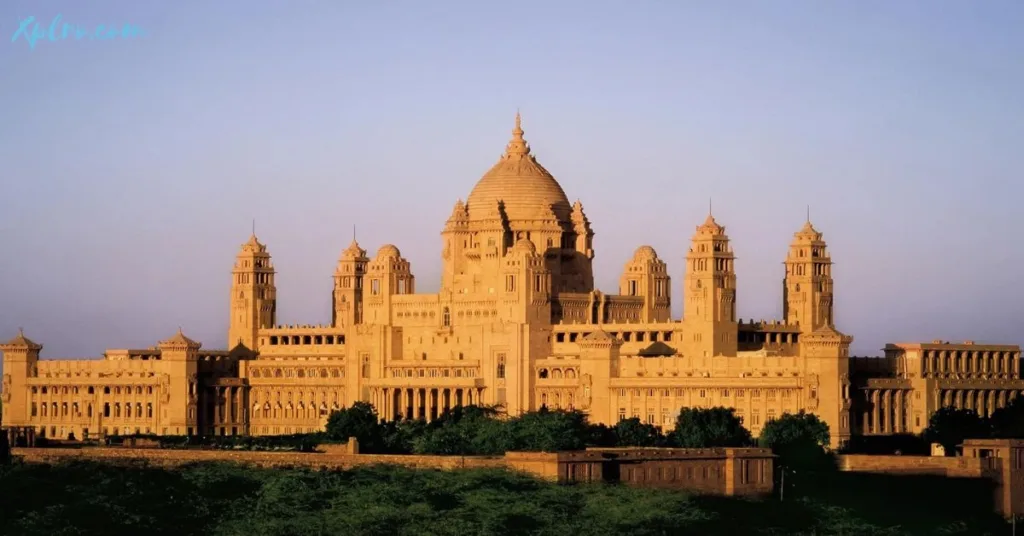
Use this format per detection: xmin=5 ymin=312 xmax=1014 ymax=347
xmin=2 ymin=115 xmax=1021 ymax=447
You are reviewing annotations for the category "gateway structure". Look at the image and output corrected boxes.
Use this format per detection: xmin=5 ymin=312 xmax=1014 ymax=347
xmin=3 ymin=115 xmax=1020 ymax=447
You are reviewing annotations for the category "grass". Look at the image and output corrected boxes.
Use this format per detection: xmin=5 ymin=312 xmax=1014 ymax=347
xmin=0 ymin=459 xmax=1009 ymax=535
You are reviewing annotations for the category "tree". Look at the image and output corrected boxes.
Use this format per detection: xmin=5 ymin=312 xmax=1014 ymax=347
xmin=585 ymin=422 xmax=618 ymax=447
xmin=990 ymin=396 xmax=1024 ymax=438
xmin=613 ymin=417 xmax=665 ymax=447
xmin=758 ymin=411 xmax=831 ymax=468
xmin=507 ymin=408 xmax=591 ymax=452
xmin=412 ymin=405 xmax=509 ymax=455
xmin=923 ymin=407 xmax=991 ymax=455
xmin=671 ymin=407 xmax=752 ymax=448
xmin=0 ymin=429 xmax=9 ymax=465
xmin=325 ymin=401 xmax=384 ymax=451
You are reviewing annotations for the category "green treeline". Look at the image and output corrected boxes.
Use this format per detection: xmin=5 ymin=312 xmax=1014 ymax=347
xmin=0 ymin=458 xmax=1006 ymax=535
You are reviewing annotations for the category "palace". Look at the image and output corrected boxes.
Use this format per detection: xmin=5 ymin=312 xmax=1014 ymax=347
xmin=2 ymin=115 xmax=1021 ymax=448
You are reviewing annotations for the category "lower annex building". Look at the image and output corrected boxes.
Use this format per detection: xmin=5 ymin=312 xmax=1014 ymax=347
xmin=2 ymin=115 xmax=1021 ymax=448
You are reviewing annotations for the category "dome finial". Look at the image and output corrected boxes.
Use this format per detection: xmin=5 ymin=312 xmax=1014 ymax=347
xmin=506 ymin=110 xmax=529 ymax=156
xmin=806 ymin=205 xmax=811 ymax=223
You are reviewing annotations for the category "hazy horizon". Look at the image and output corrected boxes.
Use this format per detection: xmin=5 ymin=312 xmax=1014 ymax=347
xmin=2 ymin=1 xmax=1022 ymax=362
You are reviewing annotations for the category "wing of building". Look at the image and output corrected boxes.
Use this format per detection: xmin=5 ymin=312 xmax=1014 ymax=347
xmin=2 ymin=114 xmax=1021 ymax=448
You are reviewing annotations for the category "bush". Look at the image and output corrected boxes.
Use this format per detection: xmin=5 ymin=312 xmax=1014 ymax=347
xmin=923 ymin=407 xmax=991 ymax=455
xmin=758 ymin=411 xmax=832 ymax=469
xmin=671 ymin=407 xmax=752 ymax=448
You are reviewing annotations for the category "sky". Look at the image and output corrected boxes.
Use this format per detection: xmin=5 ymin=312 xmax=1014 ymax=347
xmin=1 ymin=1 xmax=1022 ymax=362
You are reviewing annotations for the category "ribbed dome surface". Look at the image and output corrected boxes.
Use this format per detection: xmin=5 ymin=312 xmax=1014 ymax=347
xmin=466 ymin=114 xmax=571 ymax=223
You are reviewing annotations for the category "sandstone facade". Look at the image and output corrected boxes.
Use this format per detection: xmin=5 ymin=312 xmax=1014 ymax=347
xmin=2 ymin=114 xmax=1020 ymax=447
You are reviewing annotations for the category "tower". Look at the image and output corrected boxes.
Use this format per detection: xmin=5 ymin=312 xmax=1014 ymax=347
xmin=619 ymin=246 xmax=671 ymax=323
xmin=363 ymin=244 xmax=414 ymax=325
xmin=333 ymin=238 xmax=368 ymax=328
xmin=783 ymin=219 xmax=834 ymax=332
xmin=228 ymin=234 xmax=277 ymax=351
xmin=502 ymin=238 xmax=552 ymax=323
xmin=0 ymin=329 xmax=41 ymax=428
xmin=157 ymin=329 xmax=202 ymax=436
xmin=682 ymin=213 xmax=738 ymax=358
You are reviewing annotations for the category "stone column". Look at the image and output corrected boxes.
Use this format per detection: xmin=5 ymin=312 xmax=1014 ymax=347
xmin=871 ymin=390 xmax=880 ymax=434
xmin=894 ymin=390 xmax=903 ymax=434
xmin=426 ymin=389 xmax=434 ymax=422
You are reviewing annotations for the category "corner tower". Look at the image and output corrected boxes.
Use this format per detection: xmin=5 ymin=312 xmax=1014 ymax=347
xmin=0 ymin=329 xmax=42 ymax=428
xmin=228 ymin=235 xmax=277 ymax=351
xmin=333 ymin=239 xmax=368 ymax=328
xmin=682 ymin=213 xmax=737 ymax=358
xmin=783 ymin=219 xmax=834 ymax=332
xmin=619 ymin=246 xmax=671 ymax=323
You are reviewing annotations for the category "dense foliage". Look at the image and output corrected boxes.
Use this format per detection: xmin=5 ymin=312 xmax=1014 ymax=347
xmin=672 ymin=407 xmax=753 ymax=448
xmin=324 ymin=404 xmax=775 ymax=456
xmin=758 ymin=411 xmax=832 ymax=469
xmin=988 ymin=396 xmax=1024 ymax=438
xmin=923 ymin=407 xmax=993 ymax=455
xmin=0 ymin=459 xmax=1006 ymax=535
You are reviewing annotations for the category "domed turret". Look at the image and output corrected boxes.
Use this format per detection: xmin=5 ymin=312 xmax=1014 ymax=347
xmin=466 ymin=113 xmax=572 ymax=223
xmin=633 ymin=245 xmax=659 ymax=261
xmin=341 ymin=239 xmax=367 ymax=259
xmin=376 ymin=244 xmax=401 ymax=260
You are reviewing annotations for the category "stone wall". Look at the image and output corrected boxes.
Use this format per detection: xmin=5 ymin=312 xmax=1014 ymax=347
xmin=837 ymin=454 xmax=988 ymax=478
xmin=11 ymin=447 xmax=508 ymax=471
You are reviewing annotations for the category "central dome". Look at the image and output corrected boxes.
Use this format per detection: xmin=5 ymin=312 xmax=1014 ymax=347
xmin=466 ymin=113 xmax=572 ymax=223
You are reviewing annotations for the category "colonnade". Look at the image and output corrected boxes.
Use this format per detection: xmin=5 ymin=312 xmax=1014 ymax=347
xmin=937 ymin=388 xmax=1020 ymax=418
xmin=370 ymin=386 xmax=485 ymax=422
xmin=201 ymin=385 xmax=246 ymax=435
xmin=860 ymin=387 xmax=1022 ymax=435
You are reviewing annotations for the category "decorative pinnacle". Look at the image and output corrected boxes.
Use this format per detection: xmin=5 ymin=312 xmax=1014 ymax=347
xmin=506 ymin=111 xmax=529 ymax=156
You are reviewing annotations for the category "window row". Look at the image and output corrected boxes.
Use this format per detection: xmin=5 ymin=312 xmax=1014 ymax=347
xmin=250 ymin=367 xmax=343 ymax=379
xmin=31 ymin=385 xmax=154 ymax=396
xmin=616 ymin=388 xmax=793 ymax=399
xmin=31 ymin=401 xmax=154 ymax=419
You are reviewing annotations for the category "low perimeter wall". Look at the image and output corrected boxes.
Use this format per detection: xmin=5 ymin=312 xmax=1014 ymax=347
xmin=837 ymin=454 xmax=991 ymax=478
xmin=11 ymin=446 xmax=774 ymax=497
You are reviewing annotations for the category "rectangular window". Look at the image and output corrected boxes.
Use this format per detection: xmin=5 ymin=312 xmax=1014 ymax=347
xmin=618 ymin=409 xmax=626 ymax=421
xmin=628 ymin=280 xmax=638 ymax=296
xmin=371 ymin=279 xmax=380 ymax=295
xmin=506 ymin=275 xmax=516 ymax=292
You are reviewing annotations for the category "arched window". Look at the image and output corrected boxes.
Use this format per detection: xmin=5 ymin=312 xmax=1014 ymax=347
xmin=497 ymin=354 xmax=506 ymax=379
xmin=539 ymin=369 xmax=549 ymax=379
xmin=442 ymin=307 xmax=451 ymax=327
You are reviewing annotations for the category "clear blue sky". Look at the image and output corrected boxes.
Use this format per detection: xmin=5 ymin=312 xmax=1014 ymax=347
xmin=1 ymin=1 xmax=1022 ymax=360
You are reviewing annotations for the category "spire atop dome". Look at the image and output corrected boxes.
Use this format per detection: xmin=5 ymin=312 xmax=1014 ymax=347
xmin=505 ymin=111 xmax=530 ymax=157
